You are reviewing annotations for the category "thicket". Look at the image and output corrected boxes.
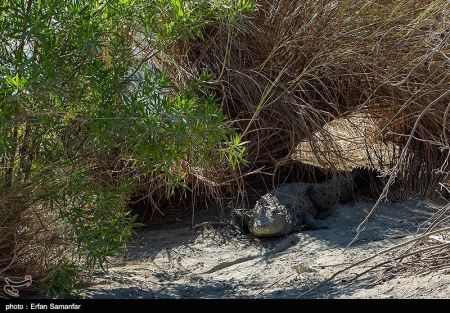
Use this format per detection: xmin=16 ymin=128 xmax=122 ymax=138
xmin=0 ymin=0 xmax=251 ymax=297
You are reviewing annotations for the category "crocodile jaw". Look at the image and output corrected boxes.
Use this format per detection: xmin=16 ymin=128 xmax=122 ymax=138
xmin=249 ymin=211 xmax=293 ymax=237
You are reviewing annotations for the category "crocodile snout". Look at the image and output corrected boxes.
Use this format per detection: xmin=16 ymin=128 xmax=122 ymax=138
xmin=249 ymin=212 xmax=292 ymax=237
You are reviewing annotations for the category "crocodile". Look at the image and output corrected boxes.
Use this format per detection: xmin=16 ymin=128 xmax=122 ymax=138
xmin=243 ymin=167 xmax=383 ymax=237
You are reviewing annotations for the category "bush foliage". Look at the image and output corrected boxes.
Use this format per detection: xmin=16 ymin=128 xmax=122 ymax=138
xmin=0 ymin=0 xmax=250 ymax=297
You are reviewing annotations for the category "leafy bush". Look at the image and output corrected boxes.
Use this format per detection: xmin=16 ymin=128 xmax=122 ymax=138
xmin=0 ymin=0 xmax=250 ymax=297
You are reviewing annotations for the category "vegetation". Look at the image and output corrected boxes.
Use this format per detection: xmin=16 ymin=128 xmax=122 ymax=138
xmin=167 ymin=0 xmax=449 ymax=194
xmin=164 ymin=0 xmax=450 ymax=281
xmin=0 ymin=0 xmax=250 ymax=297
xmin=0 ymin=0 xmax=449 ymax=298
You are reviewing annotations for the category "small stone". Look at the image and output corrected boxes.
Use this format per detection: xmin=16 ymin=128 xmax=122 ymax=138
xmin=293 ymin=264 xmax=316 ymax=274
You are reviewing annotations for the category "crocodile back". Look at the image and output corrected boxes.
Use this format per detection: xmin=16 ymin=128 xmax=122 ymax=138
xmin=307 ymin=173 xmax=355 ymax=210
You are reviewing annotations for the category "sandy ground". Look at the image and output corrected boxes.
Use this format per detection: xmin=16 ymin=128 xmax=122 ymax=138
xmin=84 ymin=198 xmax=450 ymax=299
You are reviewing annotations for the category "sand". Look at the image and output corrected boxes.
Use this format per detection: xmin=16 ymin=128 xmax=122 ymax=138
xmin=84 ymin=198 xmax=450 ymax=299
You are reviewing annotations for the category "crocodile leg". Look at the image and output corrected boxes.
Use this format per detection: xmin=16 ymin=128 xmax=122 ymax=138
xmin=231 ymin=209 xmax=251 ymax=235
xmin=301 ymin=212 xmax=328 ymax=230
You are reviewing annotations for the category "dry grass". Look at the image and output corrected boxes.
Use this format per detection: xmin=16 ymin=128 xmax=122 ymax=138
xmin=159 ymin=0 xmax=449 ymax=196
xmin=0 ymin=188 xmax=53 ymax=297
xmin=0 ymin=180 xmax=78 ymax=298
xmin=294 ymin=113 xmax=398 ymax=171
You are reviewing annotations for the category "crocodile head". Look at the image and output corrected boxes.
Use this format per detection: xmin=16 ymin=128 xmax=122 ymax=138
xmin=248 ymin=195 xmax=295 ymax=237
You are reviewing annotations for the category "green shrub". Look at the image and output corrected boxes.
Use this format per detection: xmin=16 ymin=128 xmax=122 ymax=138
xmin=0 ymin=0 xmax=251 ymax=297
xmin=41 ymin=263 xmax=80 ymax=299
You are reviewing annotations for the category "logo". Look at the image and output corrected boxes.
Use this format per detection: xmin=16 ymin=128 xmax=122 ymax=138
xmin=4 ymin=275 xmax=32 ymax=297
